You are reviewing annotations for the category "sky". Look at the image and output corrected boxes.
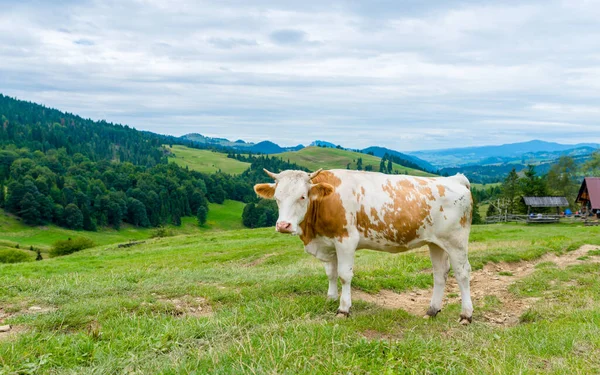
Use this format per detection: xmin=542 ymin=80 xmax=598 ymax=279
xmin=1 ymin=0 xmax=600 ymax=151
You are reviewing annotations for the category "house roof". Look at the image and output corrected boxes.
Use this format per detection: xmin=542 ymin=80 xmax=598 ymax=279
xmin=577 ymin=177 xmax=600 ymax=209
xmin=522 ymin=196 xmax=569 ymax=207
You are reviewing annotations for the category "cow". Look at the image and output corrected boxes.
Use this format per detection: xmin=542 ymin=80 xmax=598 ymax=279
xmin=254 ymin=168 xmax=474 ymax=325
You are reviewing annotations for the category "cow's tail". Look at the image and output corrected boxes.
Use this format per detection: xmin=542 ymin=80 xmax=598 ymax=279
xmin=451 ymin=173 xmax=471 ymax=190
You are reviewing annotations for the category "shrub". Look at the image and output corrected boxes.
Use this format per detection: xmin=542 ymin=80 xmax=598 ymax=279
xmin=50 ymin=237 xmax=94 ymax=257
xmin=151 ymin=227 xmax=173 ymax=238
xmin=0 ymin=248 xmax=32 ymax=263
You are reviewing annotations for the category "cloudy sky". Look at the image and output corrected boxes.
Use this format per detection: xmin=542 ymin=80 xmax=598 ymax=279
xmin=1 ymin=0 xmax=600 ymax=151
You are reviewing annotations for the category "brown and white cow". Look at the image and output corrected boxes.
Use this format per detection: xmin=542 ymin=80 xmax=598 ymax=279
xmin=254 ymin=168 xmax=474 ymax=324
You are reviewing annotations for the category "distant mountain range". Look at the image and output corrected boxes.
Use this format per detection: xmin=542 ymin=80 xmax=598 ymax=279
xmin=182 ymin=133 xmax=304 ymax=154
xmin=409 ymin=140 xmax=600 ymax=168
xmin=181 ymin=134 xmax=599 ymax=183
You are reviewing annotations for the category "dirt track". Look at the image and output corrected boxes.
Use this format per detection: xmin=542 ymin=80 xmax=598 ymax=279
xmin=354 ymin=244 xmax=600 ymax=326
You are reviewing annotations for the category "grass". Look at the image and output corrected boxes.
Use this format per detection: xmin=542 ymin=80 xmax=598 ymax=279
xmin=1 ymin=223 xmax=600 ymax=373
xmin=0 ymin=200 xmax=245 ymax=253
xmin=166 ymin=145 xmax=250 ymax=174
xmin=276 ymin=147 xmax=437 ymax=177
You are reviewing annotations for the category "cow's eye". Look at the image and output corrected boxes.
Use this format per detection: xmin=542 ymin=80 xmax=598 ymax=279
xmin=300 ymin=196 xmax=306 ymax=200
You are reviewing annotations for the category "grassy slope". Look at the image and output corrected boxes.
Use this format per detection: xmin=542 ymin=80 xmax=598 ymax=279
xmin=0 ymin=200 xmax=245 ymax=252
xmin=2 ymin=224 xmax=600 ymax=373
xmin=166 ymin=145 xmax=250 ymax=174
xmin=276 ymin=147 xmax=436 ymax=177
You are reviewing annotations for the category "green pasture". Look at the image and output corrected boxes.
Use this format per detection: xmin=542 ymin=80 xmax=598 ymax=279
xmin=166 ymin=145 xmax=250 ymax=174
xmin=1 ymin=223 xmax=600 ymax=373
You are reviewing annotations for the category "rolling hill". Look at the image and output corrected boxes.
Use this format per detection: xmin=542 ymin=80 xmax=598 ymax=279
xmin=275 ymin=147 xmax=436 ymax=177
xmin=166 ymin=145 xmax=251 ymax=174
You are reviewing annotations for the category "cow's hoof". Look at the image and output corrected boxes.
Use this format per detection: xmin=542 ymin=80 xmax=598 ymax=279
xmin=423 ymin=314 xmax=430 ymax=320
xmin=426 ymin=306 xmax=441 ymax=318
xmin=336 ymin=310 xmax=350 ymax=318
xmin=459 ymin=315 xmax=472 ymax=325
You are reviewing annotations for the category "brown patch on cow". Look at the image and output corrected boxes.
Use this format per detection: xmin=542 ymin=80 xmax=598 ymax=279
xmin=254 ymin=183 xmax=276 ymax=199
xmin=415 ymin=178 xmax=428 ymax=186
xmin=356 ymin=179 xmax=432 ymax=244
xmin=437 ymin=185 xmax=446 ymax=197
xmin=353 ymin=245 xmax=600 ymax=327
xmin=312 ymin=171 xmax=341 ymax=187
xmin=310 ymin=183 xmax=334 ymax=198
xmin=440 ymin=206 xmax=444 ymax=212
xmin=460 ymin=212 xmax=469 ymax=227
xmin=361 ymin=186 xmax=366 ymax=195
xmin=300 ymin=171 xmax=348 ymax=245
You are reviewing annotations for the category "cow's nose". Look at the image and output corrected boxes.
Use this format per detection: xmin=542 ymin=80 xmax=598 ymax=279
xmin=276 ymin=221 xmax=293 ymax=233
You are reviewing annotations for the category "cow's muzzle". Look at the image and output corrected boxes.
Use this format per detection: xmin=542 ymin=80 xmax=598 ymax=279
xmin=276 ymin=221 xmax=293 ymax=233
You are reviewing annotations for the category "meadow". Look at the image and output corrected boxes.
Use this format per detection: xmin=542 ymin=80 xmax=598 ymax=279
xmin=276 ymin=147 xmax=436 ymax=177
xmin=2 ymin=221 xmax=600 ymax=374
xmin=0 ymin=200 xmax=245 ymax=258
xmin=166 ymin=145 xmax=251 ymax=174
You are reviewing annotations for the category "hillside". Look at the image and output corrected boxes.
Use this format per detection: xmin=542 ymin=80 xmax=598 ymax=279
xmin=275 ymin=147 xmax=436 ymax=176
xmin=361 ymin=146 xmax=436 ymax=172
xmin=166 ymin=145 xmax=250 ymax=174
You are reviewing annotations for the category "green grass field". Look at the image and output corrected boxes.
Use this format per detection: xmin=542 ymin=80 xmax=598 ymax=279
xmin=166 ymin=145 xmax=250 ymax=174
xmin=2 ymin=223 xmax=600 ymax=374
xmin=0 ymin=200 xmax=245 ymax=253
xmin=276 ymin=147 xmax=437 ymax=177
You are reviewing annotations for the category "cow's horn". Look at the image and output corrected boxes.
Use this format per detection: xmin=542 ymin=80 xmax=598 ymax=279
xmin=263 ymin=168 xmax=280 ymax=180
xmin=309 ymin=168 xmax=323 ymax=180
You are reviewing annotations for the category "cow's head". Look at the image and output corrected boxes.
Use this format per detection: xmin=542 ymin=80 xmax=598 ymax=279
xmin=254 ymin=169 xmax=334 ymax=234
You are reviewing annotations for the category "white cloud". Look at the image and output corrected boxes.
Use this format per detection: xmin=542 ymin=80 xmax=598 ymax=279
xmin=0 ymin=0 xmax=599 ymax=151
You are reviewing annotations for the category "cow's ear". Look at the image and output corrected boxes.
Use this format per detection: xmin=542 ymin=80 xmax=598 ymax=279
xmin=310 ymin=183 xmax=334 ymax=199
xmin=254 ymin=183 xmax=276 ymax=199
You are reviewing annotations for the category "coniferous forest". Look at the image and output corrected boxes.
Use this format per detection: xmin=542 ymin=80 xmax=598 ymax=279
xmin=0 ymin=94 xmax=301 ymax=230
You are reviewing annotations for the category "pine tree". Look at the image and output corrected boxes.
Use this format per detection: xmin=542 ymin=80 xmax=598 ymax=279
xmin=387 ymin=159 xmax=393 ymax=174
xmin=196 ymin=206 xmax=207 ymax=226
xmin=64 ymin=203 xmax=83 ymax=229
xmin=502 ymin=168 xmax=520 ymax=214
xmin=19 ymin=192 xmax=41 ymax=225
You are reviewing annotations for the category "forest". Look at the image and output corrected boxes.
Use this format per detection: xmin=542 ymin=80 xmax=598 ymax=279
xmin=0 ymin=95 xmax=301 ymax=230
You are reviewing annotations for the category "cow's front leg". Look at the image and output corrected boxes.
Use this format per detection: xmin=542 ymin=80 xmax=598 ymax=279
xmin=335 ymin=240 xmax=357 ymax=317
xmin=321 ymin=257 xmax=338 ymax=300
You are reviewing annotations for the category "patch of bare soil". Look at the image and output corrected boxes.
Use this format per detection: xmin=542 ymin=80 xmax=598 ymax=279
xmin=0 ymin=305 xmax=55 ymax=340
xmin=354 ymin=245 xmax=600 ymax=326
xmin=150 ymin=294 xmax=213 ymax=318
xmin=244 ymin=253 xmax=276 ymax=267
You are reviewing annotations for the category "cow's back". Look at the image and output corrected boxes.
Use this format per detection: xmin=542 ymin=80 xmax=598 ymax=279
xmin=325 ymin=170 xmax=471 ymax=252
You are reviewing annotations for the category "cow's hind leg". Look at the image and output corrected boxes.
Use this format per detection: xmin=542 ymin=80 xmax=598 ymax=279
xmin=321 ymin=257 xmax=338 ymax=300
xmin=425 ymin=243 xmax=450 ymax=318
xmin=446 ymin=242 xmax=473 ymax=325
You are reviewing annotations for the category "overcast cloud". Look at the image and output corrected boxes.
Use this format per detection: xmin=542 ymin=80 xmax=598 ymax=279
xmin=1 ymin=0 xmax=599 ymax=151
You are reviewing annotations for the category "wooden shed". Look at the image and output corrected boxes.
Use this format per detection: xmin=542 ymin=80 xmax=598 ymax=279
xmin=576 ymin=177 xmax=600 ymax=218
xmin=522 ymin=196 xmax=569 ymax=215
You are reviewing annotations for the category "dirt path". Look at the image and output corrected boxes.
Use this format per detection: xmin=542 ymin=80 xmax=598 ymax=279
xmin=354 ymin=245 xmax=600 ymax=326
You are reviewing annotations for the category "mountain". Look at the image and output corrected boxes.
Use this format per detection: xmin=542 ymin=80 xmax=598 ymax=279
xmin=411 ymin=140 xmax=600 ymax=168
xmin=309 ymin=140 xmax=339 ymax=148
xmin=361 ymin=146 xmax=436 ymax=172
xmin=181 ymin=133 xmax=303 ymax=154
